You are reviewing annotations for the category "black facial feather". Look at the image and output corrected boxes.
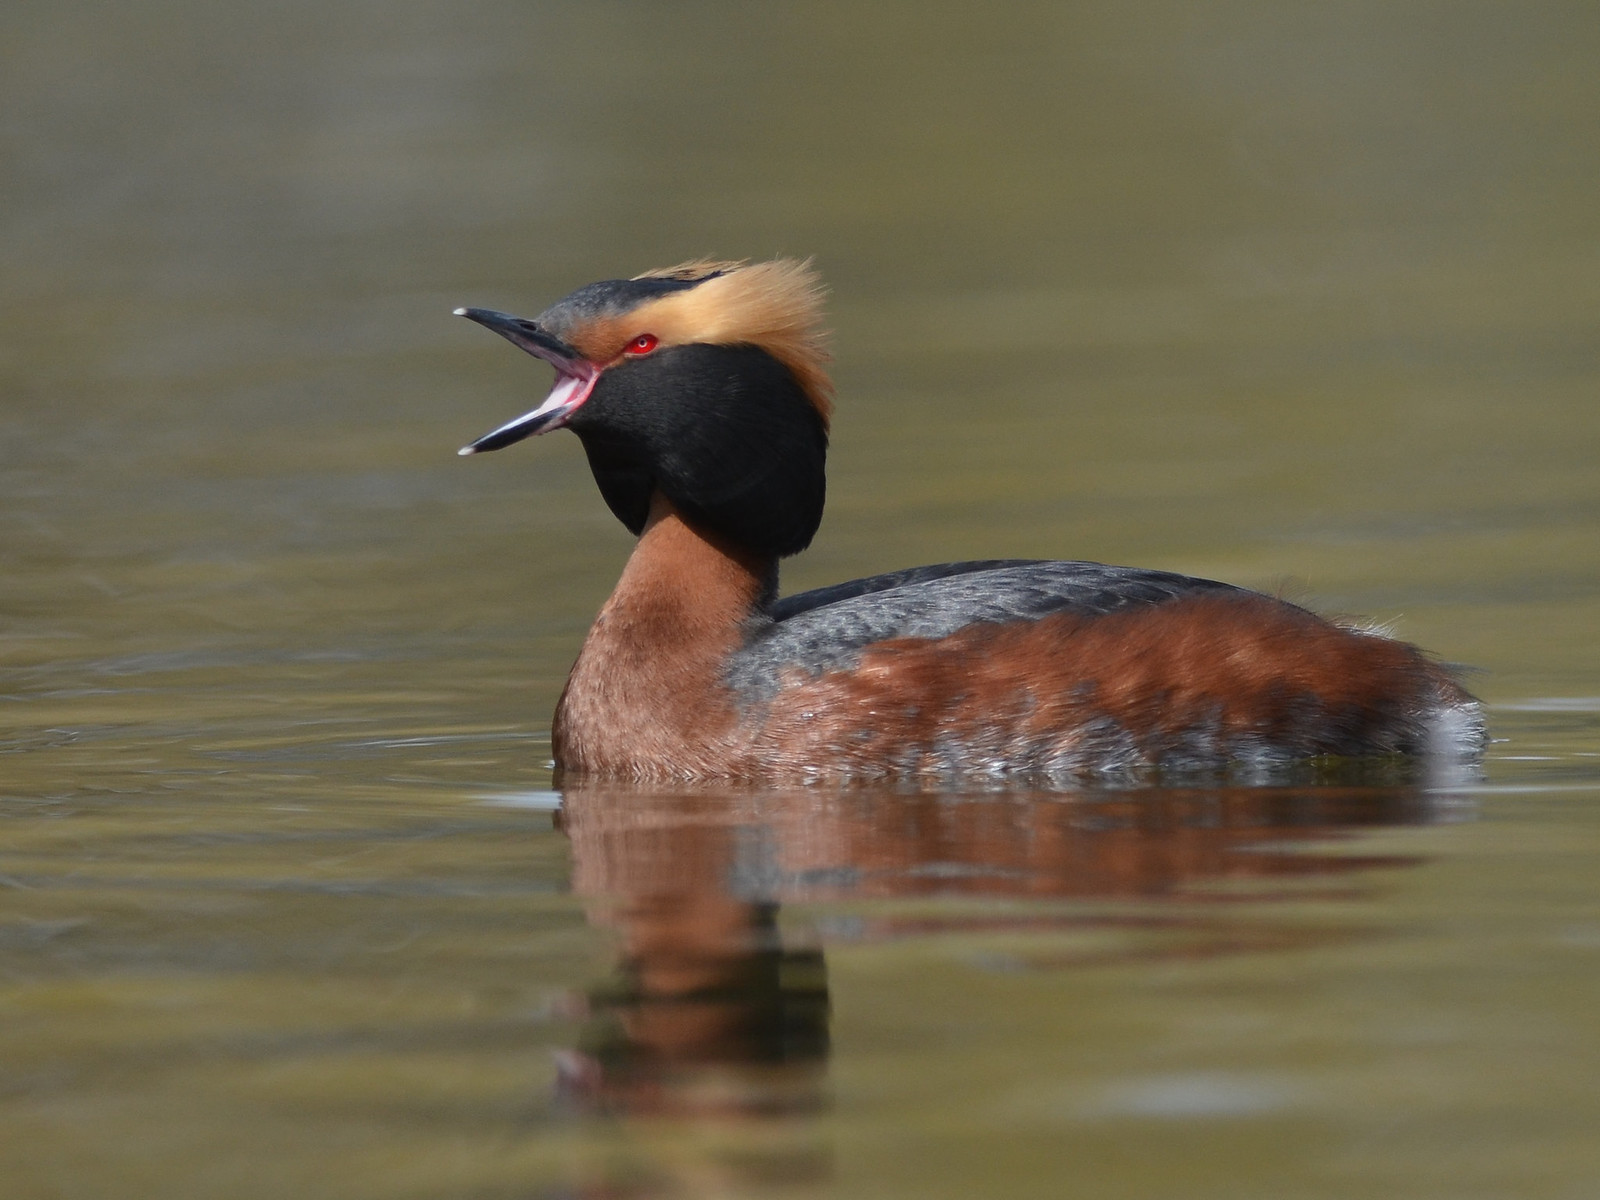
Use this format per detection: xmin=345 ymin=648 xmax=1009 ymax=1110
xmin=567 ymin=342 xmax=828 ymax=558
xmin=578 ymin=434 xmax=656 ymax=536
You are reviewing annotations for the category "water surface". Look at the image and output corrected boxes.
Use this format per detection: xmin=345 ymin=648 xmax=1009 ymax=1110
xmin=3 ymin=2 xmax=1599 ymax=1196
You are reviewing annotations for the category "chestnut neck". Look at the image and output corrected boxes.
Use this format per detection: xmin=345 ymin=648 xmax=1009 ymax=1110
xmin=607 ymin=492 xmax=777 ymax=625
xmin=553 ymin=492 xmax=777 ymax=774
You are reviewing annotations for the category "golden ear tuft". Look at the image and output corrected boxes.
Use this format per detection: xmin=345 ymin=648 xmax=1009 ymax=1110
xmin=629 ymin=259 xmax=834 ymax=424
xmin=633 ymin=259 xmax=747 ymax=284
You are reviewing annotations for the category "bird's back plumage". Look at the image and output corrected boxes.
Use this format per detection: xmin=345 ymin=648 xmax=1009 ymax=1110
xmin=733 ymin=560 xmax=1245 ymax=704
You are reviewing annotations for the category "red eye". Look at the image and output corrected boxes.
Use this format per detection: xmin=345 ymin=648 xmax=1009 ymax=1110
xmin=626 ymin=333 xmax=659 ymax=356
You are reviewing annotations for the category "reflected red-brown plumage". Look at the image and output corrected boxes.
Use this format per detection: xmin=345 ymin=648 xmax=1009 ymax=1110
xmin=553 ymin=779 xmax=1445 ymax=1123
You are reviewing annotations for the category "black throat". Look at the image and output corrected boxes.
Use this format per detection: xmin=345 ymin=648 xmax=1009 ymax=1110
xmin=568 ymin=342 xmax=828 ymax=560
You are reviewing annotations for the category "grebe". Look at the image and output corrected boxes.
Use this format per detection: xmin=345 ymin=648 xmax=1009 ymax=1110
xmin=456 ymin=259 xmax=1482 ymax=782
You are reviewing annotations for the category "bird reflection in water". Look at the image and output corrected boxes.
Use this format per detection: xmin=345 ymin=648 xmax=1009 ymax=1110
xmin=547 ymin=779 xmax=1463 ymax=1191
xmin=552 ymin=887 xmax=829 ymax=1121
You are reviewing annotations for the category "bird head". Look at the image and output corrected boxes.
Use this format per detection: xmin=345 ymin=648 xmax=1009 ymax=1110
xmin=457 ymin=259 xmax=832 ymax=558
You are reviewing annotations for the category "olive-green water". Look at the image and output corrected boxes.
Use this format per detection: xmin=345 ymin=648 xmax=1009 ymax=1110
xmin=4 ymin=2 xmax=1599 ymax=1197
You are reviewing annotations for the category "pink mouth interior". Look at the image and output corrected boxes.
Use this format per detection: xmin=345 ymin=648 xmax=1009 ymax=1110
xmin=458 ymin=361 xmax=601 ymax=455
xmin=540 ymin=367 xmax=598 ymax=419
